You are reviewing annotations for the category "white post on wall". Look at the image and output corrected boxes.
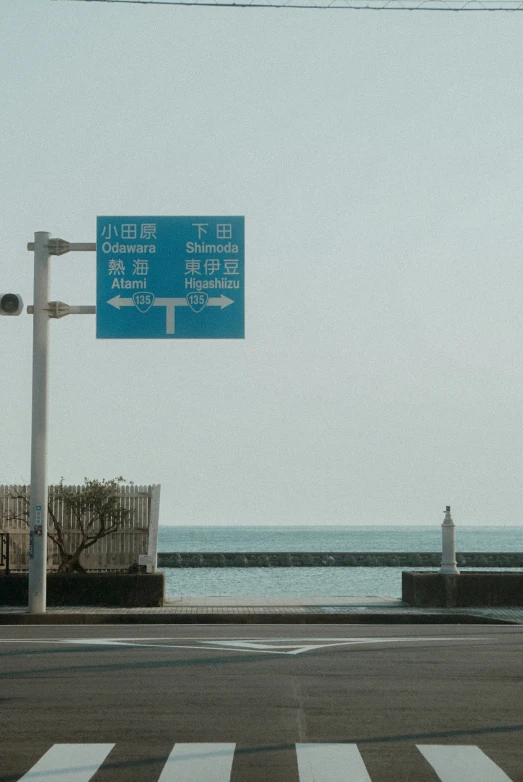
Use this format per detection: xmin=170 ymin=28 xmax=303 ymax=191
xmin=28 ymin=232 xmax=51 ymax=613
xmin=439 ymin=505 xmax=460 ymax=575
xmin=146 ymin=484 xmax=161 ymax=573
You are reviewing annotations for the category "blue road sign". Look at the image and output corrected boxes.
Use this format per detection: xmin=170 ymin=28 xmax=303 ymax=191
xmin=96 ymin=216 xmax=244 ymax=339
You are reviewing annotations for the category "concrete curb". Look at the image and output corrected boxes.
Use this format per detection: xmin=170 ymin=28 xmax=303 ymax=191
xmin=0 ymin=611 xmax=517 ymax=625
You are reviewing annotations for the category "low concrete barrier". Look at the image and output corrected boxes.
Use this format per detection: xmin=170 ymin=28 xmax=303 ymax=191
xmin=402 ymin=571 xmax=523 ymax=607
xmin=0 ymin=573 xmax=165 ymax=607
xmin=157 ymin=552 xmax=523 ymax=568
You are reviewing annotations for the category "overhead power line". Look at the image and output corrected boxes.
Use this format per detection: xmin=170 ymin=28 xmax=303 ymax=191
xmin=53 ymin=0 xmax=523 ymax=10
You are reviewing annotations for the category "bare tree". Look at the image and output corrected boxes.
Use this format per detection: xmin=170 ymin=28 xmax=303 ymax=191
xmin=8 ymin=477 xmax=133 ymax=572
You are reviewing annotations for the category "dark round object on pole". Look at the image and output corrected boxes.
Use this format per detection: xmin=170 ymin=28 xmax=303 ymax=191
xmin=1 ymin=293 xmax=20 ymax=313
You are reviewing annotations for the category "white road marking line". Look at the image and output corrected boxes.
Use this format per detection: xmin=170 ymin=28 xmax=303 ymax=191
xmin=417 ymin=745 xmax=513 ymax=781
xmin=0 ymin=638 xmax=294 ymax=655
xmin=63 ymin=639 xmax=294 ymax=654
xmin=0 ymin=636 xmax=487 ymax=657
xmin=158 ymin=743 xmax=235 ymax=782
xmin=0 ymin=640 xmax=81 ymax=644
xmin=18 ymin=743 xmax=114 ymax=782
xmin=202 ymin=640 xmax=323 ymax=654
xmin=0 ymin=638 xmax=289 ymax=654
xmin=296 ymin=743 xmax=372 ymax=782
xmin=71 ymin=636 xmax=484 ymax=656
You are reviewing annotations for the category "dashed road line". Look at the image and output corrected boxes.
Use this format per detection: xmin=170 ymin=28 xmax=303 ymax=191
xmin=158 ymin=743 xmax=236 ymax=782
xmin=18 ymin=743 xmax=114 ymax=782
xmin=417 ymin=744 xmax=514 ymax=781
xmin=296 ymin=743 xmax=372 ymax=781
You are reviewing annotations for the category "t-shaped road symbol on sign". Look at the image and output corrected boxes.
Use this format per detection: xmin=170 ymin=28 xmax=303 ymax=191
xmin=107 ymin=293 xmax=234 ymax=334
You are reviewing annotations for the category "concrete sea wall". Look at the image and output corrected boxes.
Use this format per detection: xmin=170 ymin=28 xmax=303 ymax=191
xmin=0 ymin=573 xmax=165 ymax=607
xmin=402 ymin=571 xmax=523 ymax=607
xmin=157 ymin=552 xmax=523 ymax=568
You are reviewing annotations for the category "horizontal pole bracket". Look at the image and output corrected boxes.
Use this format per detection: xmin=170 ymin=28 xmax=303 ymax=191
xmin=27 ymin=302 xmax=96 ymax=318
xmin=27 ymin=240 xmax=96 ymax=254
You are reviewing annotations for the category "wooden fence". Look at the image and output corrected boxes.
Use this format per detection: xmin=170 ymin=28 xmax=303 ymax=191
xmin=0 ymin=484 xmax=160 ymax=573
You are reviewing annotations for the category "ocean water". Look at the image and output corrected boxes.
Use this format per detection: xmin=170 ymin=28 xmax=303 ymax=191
xmin=157 ymin=525 xmax=522 ymax=599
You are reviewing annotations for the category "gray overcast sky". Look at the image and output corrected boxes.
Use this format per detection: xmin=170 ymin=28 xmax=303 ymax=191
xmin=1 ymin=0 xmax=522 ymax=527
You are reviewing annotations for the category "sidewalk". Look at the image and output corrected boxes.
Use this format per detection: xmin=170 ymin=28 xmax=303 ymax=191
xmin=0 ymin=596 xmax=522 ymax=624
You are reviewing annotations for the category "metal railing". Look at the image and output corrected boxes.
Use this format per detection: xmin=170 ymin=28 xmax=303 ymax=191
xmin=0 ymin=485 xmax=160 ymax=572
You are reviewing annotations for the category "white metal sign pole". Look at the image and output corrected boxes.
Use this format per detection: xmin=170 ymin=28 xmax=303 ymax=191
xmin=28 ymin=231 xmax=51 ymax=613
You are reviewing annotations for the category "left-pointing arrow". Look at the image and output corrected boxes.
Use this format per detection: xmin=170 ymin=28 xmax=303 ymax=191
xmin=107 ymin=295 xmax=135 ymax=309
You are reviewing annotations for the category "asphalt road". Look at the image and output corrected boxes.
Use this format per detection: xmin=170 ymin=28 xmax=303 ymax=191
xmin=0 ymin=624 xmax=521 ymax=781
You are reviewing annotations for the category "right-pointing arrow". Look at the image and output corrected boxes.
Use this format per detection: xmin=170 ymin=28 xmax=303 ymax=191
xmin=207 ymin=295 xmax=234 ymax=309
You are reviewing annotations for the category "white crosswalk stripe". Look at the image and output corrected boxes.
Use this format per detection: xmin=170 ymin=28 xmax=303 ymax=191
xmin=296 ymin=743 xmax=372 ymax=781
xmin=158 ymin=743 xmax=236 ymax=781
xmin=12 ymin=741 xmax=515 ymax=781
xmin=17 ymin=743 xmax=114 ymax=781
xmin=417 ymin=744 xmax=514 ymax=781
